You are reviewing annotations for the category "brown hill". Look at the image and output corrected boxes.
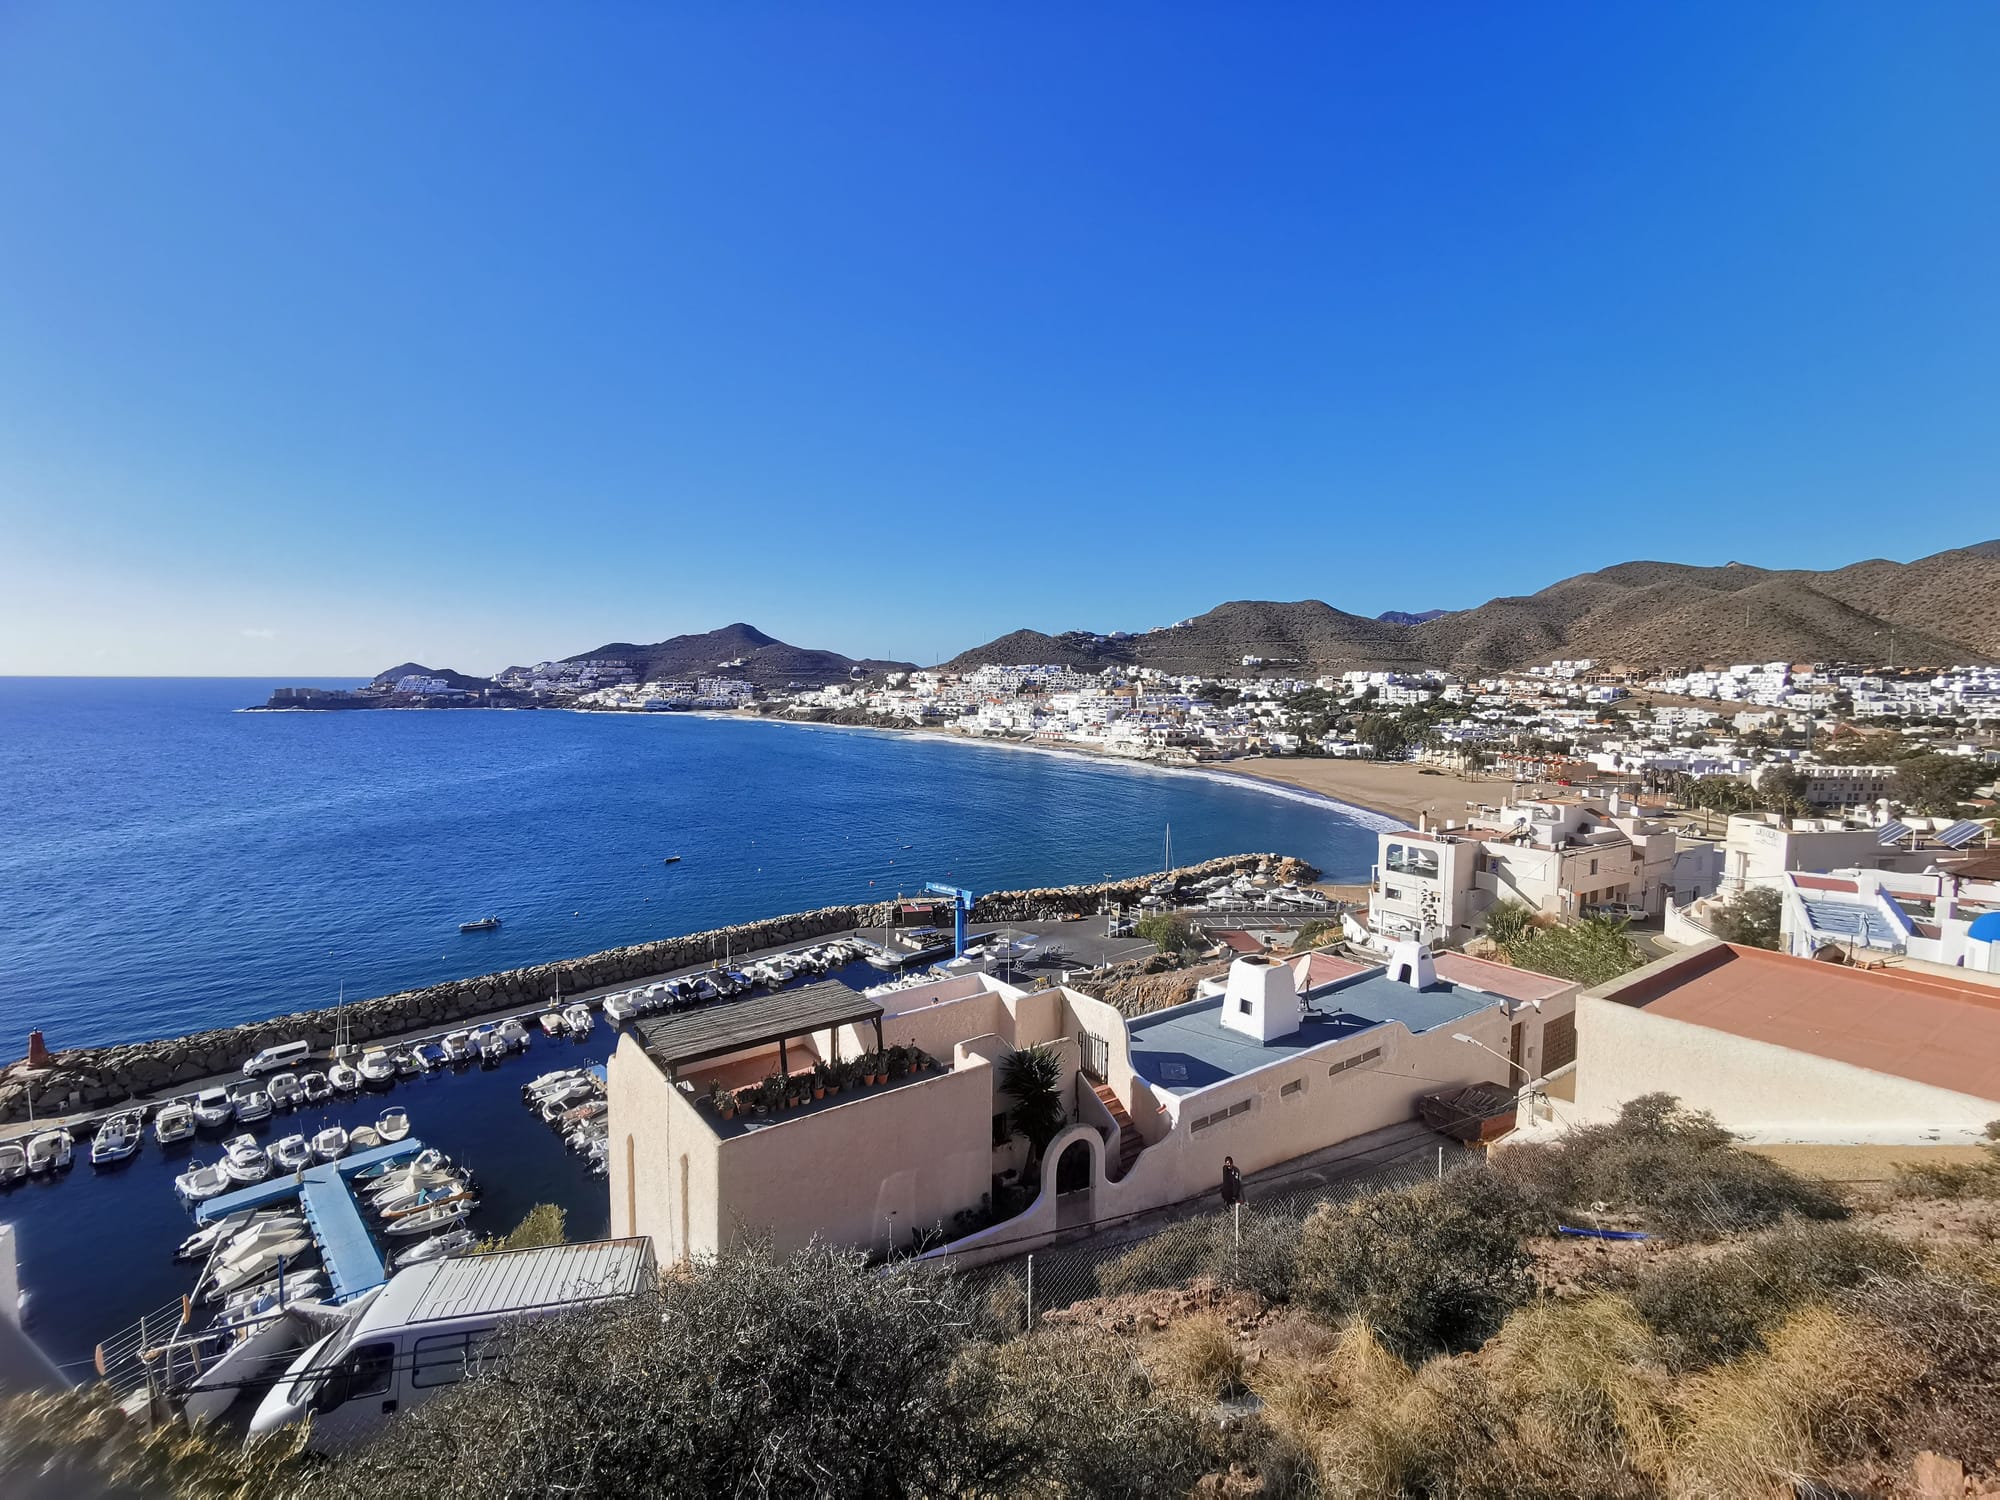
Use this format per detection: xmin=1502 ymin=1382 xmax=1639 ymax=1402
xmin=565 ymin=624 xmax=915 ymax=688
xmin=947 ymin=543 xmax=2000 ymax=674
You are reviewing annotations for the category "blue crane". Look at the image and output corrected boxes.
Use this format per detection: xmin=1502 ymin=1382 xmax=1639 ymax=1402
xmin=923 ymin=882 xmax=975 ymax=956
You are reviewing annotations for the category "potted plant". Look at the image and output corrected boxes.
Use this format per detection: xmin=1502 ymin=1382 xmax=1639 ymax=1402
xmin=863 ymin=1051 xmax=883 ymax=1085
xmin=717 ymin=1087 xmax=738 ymax=1121
xmin=825 ymin=1059 xmax=845 ymax=1095
xmin=812 ymin=1062 xmax=830 ymax=1100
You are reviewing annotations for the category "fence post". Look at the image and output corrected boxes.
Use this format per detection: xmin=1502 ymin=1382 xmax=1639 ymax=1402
xmin=1437 ymin=1145 xmax=1444 ymax=1180
xmin=1233 ymin=1200 xmax=1241 ymax=1265
xmin=1024 ymin=1254 xmax=1035 ymax=1334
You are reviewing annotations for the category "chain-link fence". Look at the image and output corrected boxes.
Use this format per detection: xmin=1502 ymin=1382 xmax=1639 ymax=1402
xmin=951 ymin=1138 xmax=1475 ymax=1338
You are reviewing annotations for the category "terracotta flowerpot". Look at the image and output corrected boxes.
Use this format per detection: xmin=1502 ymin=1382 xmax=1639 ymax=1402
xmin=813 ymin=1086 xmax=825 ymax=1100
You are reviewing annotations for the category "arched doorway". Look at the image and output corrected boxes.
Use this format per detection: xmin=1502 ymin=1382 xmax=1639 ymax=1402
xmin=1054 ymin=1138 xmax=1094 ymax=1228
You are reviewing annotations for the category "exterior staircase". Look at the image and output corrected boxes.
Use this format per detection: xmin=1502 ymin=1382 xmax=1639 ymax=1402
xmin=1090 ymin=1080 xmax=1144 ymax=1181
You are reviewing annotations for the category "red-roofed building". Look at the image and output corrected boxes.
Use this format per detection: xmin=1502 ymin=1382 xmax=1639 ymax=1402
xmin=1578 ymin=941 xmax=2000 ymax=1143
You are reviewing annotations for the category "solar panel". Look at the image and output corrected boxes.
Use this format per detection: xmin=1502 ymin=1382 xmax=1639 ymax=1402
xmin=1935 ymin=819 xmax=1987 ymax=849
xmin=1875 ymin=820 xmax=1913 ymax=845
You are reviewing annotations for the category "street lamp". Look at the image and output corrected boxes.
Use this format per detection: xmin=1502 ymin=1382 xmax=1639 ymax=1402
xmin=1451 ymin=1031 xmax=1530 ymax=1082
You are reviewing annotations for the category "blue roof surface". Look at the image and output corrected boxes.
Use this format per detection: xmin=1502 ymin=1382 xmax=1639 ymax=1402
xmin=1127 ymin=970 xmax=1495 ymax=1096
xmin=1970 ymin=911 xmax=2000 ymax=943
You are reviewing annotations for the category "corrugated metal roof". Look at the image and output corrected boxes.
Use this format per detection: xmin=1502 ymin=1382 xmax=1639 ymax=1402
xmin=399 ymin=1239 xmax=656 ymax=1326
xmin=635 ymin=982 xmax=883 ymax=1071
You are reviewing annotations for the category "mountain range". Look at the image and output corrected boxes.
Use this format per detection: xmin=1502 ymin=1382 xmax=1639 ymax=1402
xmin=552 ymin=623 xmax=914 ymax=688
xmin=943 ymin=542 xmax=2000 ymax=676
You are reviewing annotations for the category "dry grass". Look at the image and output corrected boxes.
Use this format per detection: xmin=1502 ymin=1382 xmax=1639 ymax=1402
xmin=1144 ymin=1312 xmax=1248 ymax=1401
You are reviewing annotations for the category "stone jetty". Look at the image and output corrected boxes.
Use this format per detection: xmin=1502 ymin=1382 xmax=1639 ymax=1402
xmin=0 ymin=852 xmax=1317 ymax=1123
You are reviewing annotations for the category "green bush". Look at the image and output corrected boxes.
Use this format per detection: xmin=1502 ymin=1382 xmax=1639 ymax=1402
xmin=1707 ymin=886 xmax=1782 ymax=950
xmin=1892 ymin=1121 xmax=2000 ymax=1199
xmin=1135 ymin=913 xmax=1198 ymax=955
xmin=1493 ymin=1093 xmax=1848 ymax=1241
xmin=1291 ymin=1168 xmax=1544 ymax=1362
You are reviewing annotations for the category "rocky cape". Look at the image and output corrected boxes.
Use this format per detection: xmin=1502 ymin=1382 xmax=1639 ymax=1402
xmin=0 ymin=853 xmax=1317 ymax=1125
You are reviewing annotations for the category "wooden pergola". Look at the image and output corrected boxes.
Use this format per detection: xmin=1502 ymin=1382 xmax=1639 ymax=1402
xmin=633 ymin=982 xmax=886 ymax=1082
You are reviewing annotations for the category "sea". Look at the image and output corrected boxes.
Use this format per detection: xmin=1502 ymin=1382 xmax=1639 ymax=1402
xmin=0 ymin=676 xmax=1392 ymax=1372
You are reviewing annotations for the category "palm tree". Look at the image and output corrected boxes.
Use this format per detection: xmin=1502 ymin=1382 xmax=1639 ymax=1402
xmin=998 ymin=1044 xmax=1066 ymax=1167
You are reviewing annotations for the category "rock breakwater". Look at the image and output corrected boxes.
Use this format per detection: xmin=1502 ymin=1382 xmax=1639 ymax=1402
xmin=1 ymin=853 xmax=1314 ymax=1122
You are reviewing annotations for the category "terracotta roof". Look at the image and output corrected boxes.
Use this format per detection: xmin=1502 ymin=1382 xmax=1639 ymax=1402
xmin=1432 ymin=951 xmax=1578 ymax=1003
xmin=1603 ymin=945 xmax=2000 ymax=1105
xmin=1792 ymin=875 xmax=1859 ymax=893
xmin=1212 ymin=930 xmax=1266 ymax=955
xmin=1293 ymin=952 xmax=1368 ymax=988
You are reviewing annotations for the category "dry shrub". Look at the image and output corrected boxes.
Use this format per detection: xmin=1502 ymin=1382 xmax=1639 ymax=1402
xmin=1892 ymin=1125 xmax=2000 ymax=1199
xmin=1481 ymin=1296 xmax=1674 ymax=1486
xmin=1672 ymin=1304 xmax=1922 ymax=1500
xmin=0 ymin=1385 xmax=314 ymax=1500
xmin=1838 ymin=1271 xmax=2000 ymax=1474
xmin=1145 ymin=1311 xmax=1248 ymax=1400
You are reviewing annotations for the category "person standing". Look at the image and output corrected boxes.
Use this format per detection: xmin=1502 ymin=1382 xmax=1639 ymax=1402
xmin=1220 ymin=1155 xmax=1243 ymax=1207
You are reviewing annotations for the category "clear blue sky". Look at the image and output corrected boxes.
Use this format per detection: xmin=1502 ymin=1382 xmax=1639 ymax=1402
xmin=2 ymin=4 xmax=1996 ymax=675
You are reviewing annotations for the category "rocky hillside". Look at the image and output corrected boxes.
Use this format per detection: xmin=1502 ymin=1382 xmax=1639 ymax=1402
xmin=947 ymin=542 xmax=2000 ymax=673
xmin=564 ymin=623 xmax=914 ymax=689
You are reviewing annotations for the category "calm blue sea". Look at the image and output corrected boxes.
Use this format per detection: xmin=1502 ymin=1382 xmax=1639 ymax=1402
xmin=0 ymin=677 xmax=1387 ymax=1370
xmin=0 ymin=678 xmax=1385 ymax=1051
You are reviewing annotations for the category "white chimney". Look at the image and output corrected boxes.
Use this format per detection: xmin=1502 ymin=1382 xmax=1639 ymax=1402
xmin=1219 ymin=955 xmax=1302 ymax=1043
xmin=1386 ymin=939 xmax=1437 ymax=991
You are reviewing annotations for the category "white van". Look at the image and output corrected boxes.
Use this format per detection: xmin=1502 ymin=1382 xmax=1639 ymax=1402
xmin=250 ymin=1237 xmax=656 ymax=1449
xmin=242 ymin=1041 xmax=313 ymax=1076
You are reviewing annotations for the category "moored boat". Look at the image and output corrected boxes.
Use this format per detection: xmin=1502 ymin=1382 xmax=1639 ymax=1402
xmin=154 ymin=1099 xmax=197 ymax=1146
xmin=175 ymin=1159 xmax=231 ymax=1203
xmin=267 ymin=1134 xmax=313 ymax=1173
xmin=376 ymin=1107 xmax=411 ymax=1143
xmin=327 ymin=1061 xmax=362 ymax=1093
xmin=26 ymin=1129 xmax=73 ymax=1174
xmin=312 ymin=1125 xmax=350 ymax=1162
xmin=191 ymin=1088 xmax=235 ymax=1129
xmin=459 ymin=915 xmax=502 ymax=932
xmin=220 ymin=1134 xmax=271 ymax=1184
xmin=89 ymin=1111 xmax=144 ymax=1166
xmin=383 ymin=1200 xmax=474 ymax=1236
xmin=0 ymin=1142 xmax=29 ymax=1184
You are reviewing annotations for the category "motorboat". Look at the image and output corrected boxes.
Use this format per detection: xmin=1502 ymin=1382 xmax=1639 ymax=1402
xmin=264 ymin=1073 xmax=304 ymax=1110
xmin=524 ymin=1068 xmax=583 ymax=1097
xmin=378 ymin=1183 xmax=473 ymax=1219
xmin=357 ymin=1050 xmax=396 ymax=1084
xmin=348 ymin=1125 xmax=381 ymax=1150
xmin=494 ymin=1018 xmax=530 ymax=1051
xmin=221 ymin=1134 xmax=271 ymax=1184
xmin=229 ymin=1085 xmax=272 ymax=1123
xmin=414 ymin=1043 xmax=446 ymax=1071
xmin=559 ymin=1099 xmax=607 ymax=1130
xmin=175 ymin=1160 xmax=231 ymax=1203
xmin=690 ymin=974 xmax=720 ymax=1002
xmin=376 ymin=1107 xmax=411 ymax=1142
xmin=393 ymin=1051 xmax=422 ymax=1078
xmin=267 ymin=1135 xmax=314 ymax=1173
xmin=459 ymin=915 xmax=502 ymax=933
xmin=562 ymin=1003 xmax=594 ymax=1037
xmin=368 ymin=1168 xmax=462 ymax=1207
xmin=0 ymin=1142 xmax=28 ymax=1184
xmin=602 ymin=993 xmax=639 ymax=1025
xmin=221 ymin=1266 xmax=324 ymax=1313
xmin=538 ymin=1010 xmax=566 ymax=1038
xmin=327 ymin=1061 xmax=362 ymax=1093
xmin=89 ymin=1111 xmax=144 ymax=1166
xmin=383 ymin=1201 xmax=474 ymax=1236
xmin=205 ymin=1236 xmax=314 ymax=1301
xmin=154 ymin=1098 xmax=197 ymax=1145
xmin=662 ymin=854 xmax=681 ymax=865
xmin=26 ymin=1129 xmax=73 ymax=1173
xmin=312 ymin=1125 xmax=350 ymax=1162
xmin=538 ymin=1081 xmax=594 ymax=1121
xmin=440 ymin=1030 xmax=472 ymax=1062
xmin=467 ymin=1024 xmax=500 ymax=1056
xmin=176 ymin=1209 xmax=299 ymax=1261
xmin=394 ymin=1226 xmax=475 ymax=1268
xmin=356 ymin=1145 xmax=445 ymax=1184
xmin=298 ymin=1072 xmax=333 ymax=1105
xmin=191 ymin=1088 xmax=236 ymax=1129
xmin=216 ymin=1273 xmax=326 ymax=1329
xmin=215 ymin=1216 xmax=307 ymax=1267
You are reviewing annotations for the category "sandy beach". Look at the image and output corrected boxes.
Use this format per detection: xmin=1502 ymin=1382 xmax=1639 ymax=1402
xmin=1223 ymin=757 xmax=1521 ymax=828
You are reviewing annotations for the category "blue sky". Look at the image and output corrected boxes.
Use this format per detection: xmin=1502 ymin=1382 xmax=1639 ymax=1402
xmin=2 ymin=5 xmax=1996 ymax=675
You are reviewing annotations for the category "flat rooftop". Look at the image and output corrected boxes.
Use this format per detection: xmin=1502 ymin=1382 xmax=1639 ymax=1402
xmin=1127 ymin=969 xmax=1495 ymax=1096
xmin=1598 ymin=944 xmax=2000 ymax=1104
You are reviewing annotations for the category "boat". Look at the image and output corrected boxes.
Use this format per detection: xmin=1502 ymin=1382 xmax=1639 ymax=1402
xmin=393 ymin=1051 xmax=422 ymax=1078
xmin=602 ymin=993 xmax=639 ymax=1025
xmin=383 ymin=1201 xmax=474 ymax=1236
xmin=89 ymin=1111 xmax=144 ymax=1166
xmin=369 ymin=1171 xmax=463 ymax=1210
xmin=176 ymin=1209 xmax=299 ymax=1260
xmin=414 ymin=1043 xmax=446 ymax=1071
xmin=440 ymin=1030 xmax=472 ymax=1062
xmin=174 ymin=1160 xmax=231 ymax=1203
xmin=495 ymin=1018 xmax=530 ymax=1051
xmin=376 ymin=1108 xmax=411 ymax=1143
xmin=153 ymin=1099 xmax=197 ymax=1145
xmin=558 ymin=1100 xmax=607 ymax=1129
xmin=348 ymin=1125 xmax=381 ymax=1149
xmin=267 ymin=1134 xmax=313 ymax=1173
xmin=662 ymin=855 xmax=681 ymax=864
xmin=539 ymin=1010 xmax=565 ymax=1038
xmin=191 ymin=1088 xmax=235 ymax=1129
xmin=220 ymin=1134 xmax=271 ymax=1184
xmin=394 ymin=1226 xmax=475 ymax=1267
xmin=265 ymin=1073 xmax=304 ymax=1110
xmin=25 ymin=1129 xmax=73 ymax=1174
xmin=538 ymin=1081 xmax=594 ymax=1121
xmin=216 ymin=1273 xmax=326 ymax=1328
xmin=357 ymin=1146 xmax=445 ymax=1184
xmin=205 ymin=1236 xmax=314 ymax=1301
xmin=229 ymin=1085 xmax=272 ymax=1123
xmin=357 ymin=1050 xmax=395 ymax=1084
xmin=327 ymin=1061 xmax=362 ymax=1093
xmin=524 ymin=1068 xmax=583 ymax=1097
xmin=459 ymin=916 xmax=502 ymax=933
xmin=0 ymin=1142 xmax=28 ymax=1184
xmin=378 ymin=1183 xmax=473 ymax=1219
xmin=312 ymin=1125 xmax=350 ymax=1162
xmin=298 ymin=1072 xmax=333 ymax=1104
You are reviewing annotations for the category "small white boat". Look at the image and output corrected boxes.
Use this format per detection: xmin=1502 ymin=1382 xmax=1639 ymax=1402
xmin=440 ymin=1030 xmax=472 ymax=1062
xmin=229 ymin=1086 xmax=272 ymax=1123
xmin=524 ymin=1068 xmax=583 ymax=1096
xmin=394 ymin=1226 xmax=475 ymax=1267
xmin=384 ymin=1201 xmax=474 ymax=1236
xmin=376 ymin=1108 xmax=411 ymax=1143
xmin=154 ymin=1099 xmax=197 ymax=1145
xmin=175 ymin=1160 xmax=231 ymax=1203
xmin=539 ymin=1010 xmax=565 ymax=1038
xmin=216 ymin=1273 xmax=326 ymax=1328
xmin=603 ymin=994 xmax=639 ymax=1025
xmin=177 ymin=1209 xmax=294 ymax=1260
xmin=378 ymin=1182 xmax=473 ymax=1218
xmin=356 ymin=1145 xmax=445 ymax=1183
xmin=268 ymin=1134 xmax=313 ymax=1173
xmin=205 ymin=1236 xmax=313 ymax=1300
xmin=357 ymin=1050 xmax=396 ymax=1084
xmin=348 ymin=1125 xmax=381 ymax=1149
xmin=327 ymin=1061 xmax=362 ymax=1093
xmin=264 ymin=1073 xmax=304 ymax=1110
xmin=393 ymin=1051 xmax=422 ymax=1078
xmin=495 ymin=1018 xmax=530 ymax=1051
xmin=298 ymin=1072 xmax=333 ymax=1104
xmin=312 ymin=1125 xmax=350 ymax=1162
xmin=368 ymin=1170 xmax=462 ymax=1208
xmin=220 ymin=1266 xmax=323 ymax=1312
xmin=0 ymin=1142 xmax=29 ymax=1184
xmin=216 ymin=1216 xmax=307 ymax=1267
xmin=26 ymin=1129 xmax=73 ymax=1174
xmin=539 ymin=1082 xmax=594 ymax=1121
xmin=191 ymin=1088 xmax=235 ymax=1129
xmin=220 ymin=1134 xmax=271 ymax=1184
xmin=90 ymin=1111 xmax=144 ymax=1166
xmin=562 ymin=1003 xmax=594 ymax=1038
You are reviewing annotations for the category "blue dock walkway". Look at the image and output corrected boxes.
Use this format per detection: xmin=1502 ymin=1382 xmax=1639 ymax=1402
xmin=196 ymin=1138 xmax=427 ymax=1302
